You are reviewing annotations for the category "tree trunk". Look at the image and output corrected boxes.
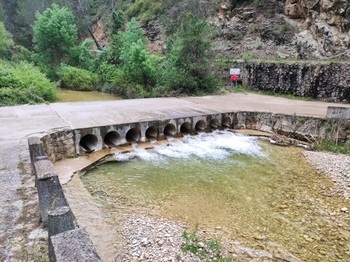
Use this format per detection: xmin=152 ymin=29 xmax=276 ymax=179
xmin=88 ymin=26 xmax=102 ymax=50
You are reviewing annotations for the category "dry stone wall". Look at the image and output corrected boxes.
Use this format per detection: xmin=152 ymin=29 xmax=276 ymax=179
xmin=236 ymin=61 xmax=350 ymax=103
xmin=41 ymin=129 xmax=76 ymax=162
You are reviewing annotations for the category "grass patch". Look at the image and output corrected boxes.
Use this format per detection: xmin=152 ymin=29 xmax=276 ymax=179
xmin=17 ymin=161 xmax=25 ymax=173
xmin=179 ymin=226 xmax=232 ymax=261
xmin=313 ymin=139 xmax=350 ymax=154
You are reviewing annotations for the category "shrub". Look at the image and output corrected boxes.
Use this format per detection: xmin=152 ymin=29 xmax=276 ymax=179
xmin=68 ymin=39 xmax=96 ymax=70
xmin=0 ymin=60 xmax=57 ymax=106
xmin=58 ymin=65 xmax=99 ymax=91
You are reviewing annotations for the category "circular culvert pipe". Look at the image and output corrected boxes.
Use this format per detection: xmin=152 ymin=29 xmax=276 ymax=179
xmin=126 ymin=128 xmax=141 ymax=143
xmin=164 ymin=124 xmax=177 ymax=137
xmin=80 ymin=134 xmax=98 ymax=153
xmin=209 ymin=119 xmax=220 ymax=130
xmin=180 ymin=122 xmax=192 ymax=135
xmin=195 ymin=120 xmax=206 ymax=132
xmin=146 ymin=126 xmax=159 ymax=140
xmin=222 ymin=116 xmax=231 ymax=129
xmin=104 ymin=131 xmax=121 ymax=147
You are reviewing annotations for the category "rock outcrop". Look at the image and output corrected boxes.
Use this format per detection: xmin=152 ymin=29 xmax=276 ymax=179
xmin=287 ymin=0 xmax=350 ymax=59
xmin=210 ymin=0 xmax=350 ymax=60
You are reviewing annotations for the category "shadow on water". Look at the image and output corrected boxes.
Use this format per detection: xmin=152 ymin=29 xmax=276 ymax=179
xmin=56 ymin=88 xmax=122 ymax=102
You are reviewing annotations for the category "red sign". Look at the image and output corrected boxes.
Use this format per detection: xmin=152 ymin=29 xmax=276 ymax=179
xmin=230 ymin=74 xmax=239 ymax=81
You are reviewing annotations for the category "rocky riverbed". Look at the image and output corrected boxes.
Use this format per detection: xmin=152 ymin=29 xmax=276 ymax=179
xmin=111 ymin=150 xmax=350 ymax=262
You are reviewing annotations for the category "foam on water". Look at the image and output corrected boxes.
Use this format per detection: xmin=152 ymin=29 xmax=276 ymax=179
xmin=114 ymin=130 xmax=265 ymax=162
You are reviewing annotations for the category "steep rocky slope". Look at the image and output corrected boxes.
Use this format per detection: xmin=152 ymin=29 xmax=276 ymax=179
xmin=212 ymin=0 xmax=350 ymax=60
xmin=141 ymin=0 xmax=350 ymax=60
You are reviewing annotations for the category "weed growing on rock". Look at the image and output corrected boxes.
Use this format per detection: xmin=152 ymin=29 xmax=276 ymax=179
xmin=180 ymin=226 xmax=232 ymax=261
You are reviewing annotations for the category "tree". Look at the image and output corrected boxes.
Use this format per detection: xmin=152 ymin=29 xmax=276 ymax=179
xmin=117 ymin=18 xmax=158 ymax=88
xmin=162 ymin=12 xmax=218 ymax=94
xmin=33 ymin=4 xmax=78 ymax=66
xmin=0 ymin=22 xmax=13 ymax=58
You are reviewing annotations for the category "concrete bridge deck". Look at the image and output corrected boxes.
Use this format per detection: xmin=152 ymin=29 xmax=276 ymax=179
xmin=1 ymin=92 xmax=350 ymax=259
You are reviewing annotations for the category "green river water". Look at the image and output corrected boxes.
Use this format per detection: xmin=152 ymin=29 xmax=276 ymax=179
xmin=80 ymin=132 xmax=350 ymax=261
xmin=56 ymin=87 xmax=121 ymax=102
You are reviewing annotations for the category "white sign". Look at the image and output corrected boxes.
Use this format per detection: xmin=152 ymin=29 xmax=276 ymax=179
xmin=230 ymin=68 xmax=240 ymax=75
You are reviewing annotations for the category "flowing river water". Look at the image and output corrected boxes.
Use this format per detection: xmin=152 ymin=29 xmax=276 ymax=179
xmin=63 ymin=131 xmax=350 ymax=261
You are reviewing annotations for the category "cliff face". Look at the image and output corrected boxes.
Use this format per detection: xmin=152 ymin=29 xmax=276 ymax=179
xmin=286 ymin=0 xmax=350 ymax=59
xmin=206 ymin=0 xmax=350 ymax=60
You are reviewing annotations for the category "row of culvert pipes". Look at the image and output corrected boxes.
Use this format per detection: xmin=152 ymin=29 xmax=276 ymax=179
xmin=76 ymin=115 xmax=233 ymax=154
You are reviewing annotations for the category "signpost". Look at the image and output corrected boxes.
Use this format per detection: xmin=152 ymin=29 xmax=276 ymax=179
xmin=230 ymin=68 xmax=240 ymax=87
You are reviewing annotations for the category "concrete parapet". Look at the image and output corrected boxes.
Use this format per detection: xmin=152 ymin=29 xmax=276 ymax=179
xmin=50 ymin=228 xmax=101 ymax=262
xmin=33 ymin=159 xmax=68 ymax=226
xmin=28 ymin=137 xmax=100 ymax=260
xmin=48 ymin=206 xmax=77 ymax=261
xmin=326 ymin=106 xmax=350 ymax=119
xmin=28 ymin=136 xmax=48 ymax=163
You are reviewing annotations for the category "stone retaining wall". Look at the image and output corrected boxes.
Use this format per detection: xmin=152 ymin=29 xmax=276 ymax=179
xmin=230 ymin=61 xmax=350 ymax=103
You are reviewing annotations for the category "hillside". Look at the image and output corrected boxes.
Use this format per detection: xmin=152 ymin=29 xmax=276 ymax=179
xmin=139 ymin=0 xmax=350 ymax=60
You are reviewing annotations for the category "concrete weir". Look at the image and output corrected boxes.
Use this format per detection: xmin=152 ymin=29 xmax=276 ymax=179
xmin=23 ymin=97 xmax=350 ymax=261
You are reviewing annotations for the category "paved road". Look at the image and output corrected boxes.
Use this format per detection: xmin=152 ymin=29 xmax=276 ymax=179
xmin=1 ymin=93 xmax=350 ymax=260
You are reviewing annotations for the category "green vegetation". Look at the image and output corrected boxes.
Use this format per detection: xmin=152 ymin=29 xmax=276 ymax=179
xmin=0 ymin=21 xmax=13 ymax=58
xmin=313 ymin=139 xmax=350 ymax=154
xmin=0 ymin=1 xmax=221 ymax=105
xmin=161 ymin=13 xmax=219 ymax=95
xmin=33 ymin=4 xmax=77 ymax=67
xmin=0 ymin=60 xmax=57 ymax=106
xmin=58 ymin=64 xmax=98 ymax=91
xmin=180 ymin=226 xmax=231 ymax=261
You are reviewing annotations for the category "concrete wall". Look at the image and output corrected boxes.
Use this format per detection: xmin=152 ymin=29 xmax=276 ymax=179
xmin=39 ymin=111 xmax=350 ymax=162
xmin=229 ymin=61 xmax=350 ymax=103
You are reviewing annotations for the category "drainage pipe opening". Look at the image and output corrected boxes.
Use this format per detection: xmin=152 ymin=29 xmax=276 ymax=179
xmin=195 ymin=120 xmax=206 ymax=132
xmin=104 ymin=131 xmax=121 ymax=147
xmin=209 ymin=119 xmax=220 ymax=130
xmin=126 ymin=128 xmax=141 ymax=143
xmin=180 ymin=122 xmax=192 ymax=135
xmin=164 ymin=124 xmax=177 ymax=137
xmin=222 ymin=117 xmax=232 ymax=129
xmin=146 ymin=126 xmax=159 ymax=141
xmin=80 ymin=134 xmax=98 ymax=153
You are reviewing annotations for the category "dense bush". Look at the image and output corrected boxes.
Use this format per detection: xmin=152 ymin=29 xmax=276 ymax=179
xmin=58 ymin=64 xmax=99 ymax=91
xmin=0 ymin=60 xmax=57 ymax=106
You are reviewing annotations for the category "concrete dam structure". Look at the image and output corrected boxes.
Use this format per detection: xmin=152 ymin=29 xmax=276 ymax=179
xmin=28 ymin=106 xmax=350 ymax=261
xmin=2 ymin=94 xmax=350 ymax=261
xmin=76 ymin=114 xmax=231 ymax=154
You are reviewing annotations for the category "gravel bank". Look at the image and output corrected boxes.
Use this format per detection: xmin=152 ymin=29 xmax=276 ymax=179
xmin=303 ymin=151 xmax=350 ymax=199
xmin=115 ymin=215 xmax=301 ymax=262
